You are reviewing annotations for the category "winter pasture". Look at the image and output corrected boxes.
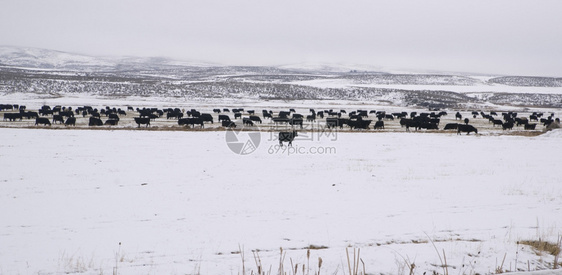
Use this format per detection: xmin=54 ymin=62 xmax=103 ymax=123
xmin=1 ymin=97 xmax=562 ymax=275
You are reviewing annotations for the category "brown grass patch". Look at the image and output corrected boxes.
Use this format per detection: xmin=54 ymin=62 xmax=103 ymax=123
xmin=519 ymin=239 xmax=561 ymax=256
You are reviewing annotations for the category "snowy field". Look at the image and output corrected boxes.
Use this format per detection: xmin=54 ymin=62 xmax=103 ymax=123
xmin=1 ymin=125 xmax=561 ymax=274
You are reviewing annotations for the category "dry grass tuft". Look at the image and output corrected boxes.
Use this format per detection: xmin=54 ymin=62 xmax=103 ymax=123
xmin=519 ymin=239 xmax=561 ymax=256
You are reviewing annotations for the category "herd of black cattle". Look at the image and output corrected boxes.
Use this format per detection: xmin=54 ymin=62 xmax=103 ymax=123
xmin=1 ymin=103 xmax=560 ymax=136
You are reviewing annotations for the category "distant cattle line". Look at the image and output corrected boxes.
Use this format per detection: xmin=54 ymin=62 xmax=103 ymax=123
xmin=1 ymin=103 xmax=560 ymax=135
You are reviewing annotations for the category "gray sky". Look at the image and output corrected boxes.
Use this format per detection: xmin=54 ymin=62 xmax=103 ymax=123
xmin=1 ymin=0 xmax=561 ymax=76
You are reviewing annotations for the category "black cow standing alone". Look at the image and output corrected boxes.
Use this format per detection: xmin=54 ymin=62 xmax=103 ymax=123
xmin=278 ymin=131 xmax=298 ymax=146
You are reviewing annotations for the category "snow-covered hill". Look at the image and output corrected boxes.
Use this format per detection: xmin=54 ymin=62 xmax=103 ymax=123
xmin=0 ymin=46 xmax=216 ymax=71
xmin=1 ymin=46 xmax=562 ymax=108
xmin=0 ymin=46 xmax=115 ymax=70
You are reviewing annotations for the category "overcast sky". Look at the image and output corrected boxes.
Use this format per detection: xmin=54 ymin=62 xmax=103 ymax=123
xmin=1 ymin=0 xmax=561 ymax=76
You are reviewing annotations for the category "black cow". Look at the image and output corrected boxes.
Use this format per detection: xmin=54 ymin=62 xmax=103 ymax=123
xmin=403 ymin=119 xmax=421 ymax=132
xmin=492 ymin=119 xmax=503 ymax=126
xmin=178 ymin=118 xmax=204 ymax=128
xmin=108 ymin=113 xmax=120 ymax=121
xmin=64 ymin=117 xmax=76 ymax=126
xmin=0 ymin=104 xmax=14 ymax=111
xmin=22 ymin=111 xmax=39 ymax=119
xmin=279 ymin=131 xmax=298 ymax=146
xmin=541 ymin=118 xmax=554 ymax=127
xmin=242 ymin=118 xmax=254 ymax=126
xmin=105 ymin=119 xmax=118 ymax=126
xmin=178 ymin=118 xmax=189 ymax=126
xmin=3 ymin=113 xmax=22 ymax=121
xmin=167 ymin=112 xmax=183 ymax=119
xmin=502 ymin=122 xmax=514 ymax=130
xmin=52 ymin=115 xmax=65 ymax=124
xmin=35 ymin=117 xmax=51 ymax=126
xmin=189 ymin=118 xmax=205 ymax=128
xmin=234 ymin=112 xmax=242 ymax=119
xmin=373 ymin=120 xmax=384 ymax=130
xmin=133 ymin=117 xmax=150 ymax=128
xmin=515 ymin=117 xmax=529 ymax=126
xmin=89 ymin=117 xmax=103 ymax=126
xmin=59 ymin=111 xmax=74 ymax=118
xmin=399 ymin=118 xmax=410 ymax=128
xmin=524 ymin=123 xmax=537 ymax=130
xmin=278 ymin=111 xmax=291 ymax=118
xmin=218 ymin=115 xmax=231 ymax=122
xmin=200 ymin=113 xmax=213 ymax=123
xmin=348 ymin=119 xmax=372 ymax=130
xmin=222 ymin=121 xmax=236 ymax=128
xmin=457 ymin=124 xmax=478 ymax=135
xmin=273 ymin=117 xmax=290 ymax=125
xmin=249 ymin=115 xmax=262 ymax=124
xmin=455 ymin=112 xmax=462 ymax=120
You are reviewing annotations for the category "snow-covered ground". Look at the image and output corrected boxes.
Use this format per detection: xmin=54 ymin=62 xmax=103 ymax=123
xmin=1 ymin=125 xmax=561 ymax=274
